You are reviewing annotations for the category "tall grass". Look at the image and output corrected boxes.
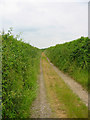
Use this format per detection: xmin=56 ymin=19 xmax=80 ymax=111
xmin=45 ymin=37 xmax=89 ymax=90
xmin=2 ymin=30 xmax=41 ymax=118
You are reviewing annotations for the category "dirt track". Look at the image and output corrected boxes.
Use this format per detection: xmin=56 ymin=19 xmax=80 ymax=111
xmin=30 ymin=59 xmax=52 ymax=118
xmin=31 ymin=55 xmax=88 ymax=118
xmin=47 ymin=57 xmax=88 ymax=106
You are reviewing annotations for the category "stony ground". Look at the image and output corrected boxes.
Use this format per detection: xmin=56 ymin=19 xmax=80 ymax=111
xmin=47 ymin=57 xmax=88 ymax=106
xmin=30 ymin=53 xmax=88 ymax=118
xmin=30 ymin=59 xmax=52 ymax=118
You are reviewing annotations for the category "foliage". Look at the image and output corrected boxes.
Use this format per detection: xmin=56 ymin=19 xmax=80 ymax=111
xmin=42 ymin=54 xmax=88 ymax=118
xmin=0 ymin=34 xmax=2 ymax=119
xmin=2 ymin=29 xmax=41 ymax=118
xmin=45 ymin=37 xmax=89 ymax=90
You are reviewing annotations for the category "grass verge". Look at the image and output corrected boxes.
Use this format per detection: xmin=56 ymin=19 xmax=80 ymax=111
xmin=45 ymin=37 xmax=89 ymax=90
xmin=42 ymin=53 xmax=88 ymax=118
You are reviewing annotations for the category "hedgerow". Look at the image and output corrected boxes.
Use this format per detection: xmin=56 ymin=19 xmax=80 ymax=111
xmin=0 ymin=34 xmax=2 ymax=119
xmin=2 ymin=29 xmax=41 ymax=118
xmin=45 ymin=37 xmax=89 ymax=90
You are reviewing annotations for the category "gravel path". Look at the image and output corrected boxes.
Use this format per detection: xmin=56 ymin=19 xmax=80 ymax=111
xmin=31 ymin=57 xmax=88 ymax=118
xmin=30 ymin=59 xmax=52 ymax=118
xmin=47 ymin=57 xmax=88 ymax=107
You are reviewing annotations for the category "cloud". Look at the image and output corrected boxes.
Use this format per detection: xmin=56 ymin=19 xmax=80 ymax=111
xmin=0 ymin=0 xmax=88 ymax=48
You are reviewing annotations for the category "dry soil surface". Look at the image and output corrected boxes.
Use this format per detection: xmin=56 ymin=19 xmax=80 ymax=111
xmin=31 ymin=56 xmax=88 ymax=118
xmin=30 ymin=59 xmax=52 ymax=118
xmin=47 ymin=57 xmax=88 ymax=106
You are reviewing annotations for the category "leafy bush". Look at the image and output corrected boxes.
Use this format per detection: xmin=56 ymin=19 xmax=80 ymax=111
xmin=0 ymin=34 xmax=2 ymax=119
xmin=2 ymin=29 xmax=41 ymax=118
xmin=45 ymin=37 xmax=89 ymax=90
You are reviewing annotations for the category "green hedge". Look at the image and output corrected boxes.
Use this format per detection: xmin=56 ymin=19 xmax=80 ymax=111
xmin=45 ymin=37 xmax=89 ymax=90
xmin=2 ymin=31 xmax=41 ymax=118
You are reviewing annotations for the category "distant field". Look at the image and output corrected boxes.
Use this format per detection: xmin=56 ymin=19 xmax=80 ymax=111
xmin=45 ymin=37 xmax=89 ymax=90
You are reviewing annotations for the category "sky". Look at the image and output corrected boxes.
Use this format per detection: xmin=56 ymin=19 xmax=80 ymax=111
xmin=0 ymin=0 xmax=89 ymax=48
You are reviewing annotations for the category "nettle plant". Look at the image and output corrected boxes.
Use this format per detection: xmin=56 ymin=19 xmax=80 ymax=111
xmin=2 ymin=28 xmax=41 ymax=118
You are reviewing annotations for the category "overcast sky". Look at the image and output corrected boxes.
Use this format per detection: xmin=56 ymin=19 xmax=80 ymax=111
xmin=0 ymin=0 xmax=89 ymax=48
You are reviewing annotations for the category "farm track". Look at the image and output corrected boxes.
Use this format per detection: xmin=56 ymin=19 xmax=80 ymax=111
xmin=47 ymin=57 xmax=88 ymax=106
xmin=30 ymin=59 xmax=52 ymax=118
xmin=31 ymin=53 xmax=88 ymax=118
